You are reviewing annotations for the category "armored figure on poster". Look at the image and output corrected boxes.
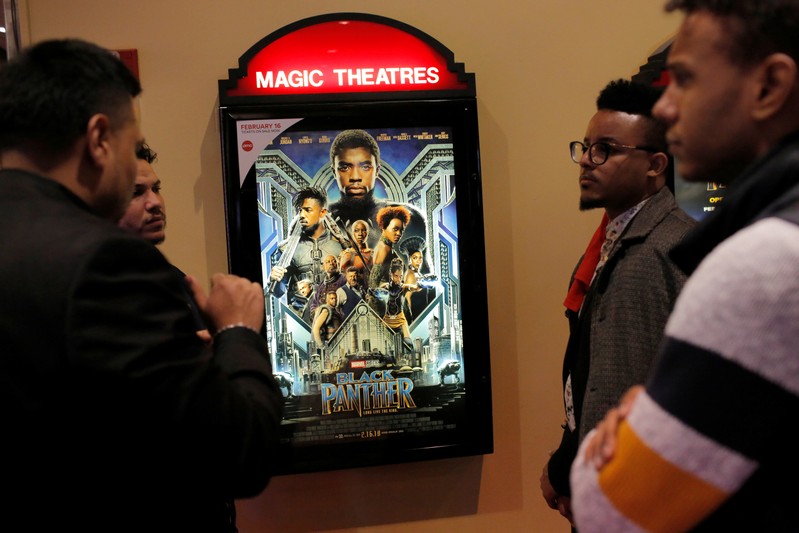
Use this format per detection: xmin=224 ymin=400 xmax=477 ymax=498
xmin=375 ymin=258 xmax=420 ymax=344
xmin=369 ymin=205 xmax=411 ymax=287
xmin=268 ymin=187 xmax=344 ymax=309
xmin=327 ymin=129 xmax=431 ymax=268
xmin=309 ymin=254 xmax=347 ymax=317
xmin=398 ymin=236 xmax=436 ymax=322
xmin=338 ymin=219 xmax=373 ymax=283
xmin=367 ymin=205 xmax=411 ymax=316
xmin=438 ymin=360 xmax=462 ymax=386
xmin=311 ymin=290 xmax=344 ymax=347
xmin=274 ymin=371 xmax=295 ymax=398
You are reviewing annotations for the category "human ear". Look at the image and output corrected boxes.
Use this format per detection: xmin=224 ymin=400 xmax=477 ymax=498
xmin=85 ymin=113 xmax=112 ymax=167
xmin=752 ymin=52 xmax=797 ymax=121
xmin=647 ymin=151 xmax=669 ymax=177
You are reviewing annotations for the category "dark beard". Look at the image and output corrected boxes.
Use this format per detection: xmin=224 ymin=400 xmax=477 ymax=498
xmin=330 ymin=189 xmax=377 ymax=224
xmin=301 ymin=221 xmax=320 ymax=236
xmin=579 ymin=198 xmax=603 ymax=211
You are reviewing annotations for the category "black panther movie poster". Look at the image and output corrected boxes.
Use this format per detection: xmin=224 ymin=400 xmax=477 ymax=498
xmin=237 ymin=120 xmax=469 ymax=463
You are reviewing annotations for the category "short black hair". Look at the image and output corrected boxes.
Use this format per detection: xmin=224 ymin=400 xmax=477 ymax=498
xmin=293 ymin=187 xmax=327 ymax=211
xmin=136 ymin=142 xmax=157 ymax=164
xmin=330 ymin=129 xmax=380 ymax=165
xmin=597 ymin=79 xmax=668 ymax=153
xmin=597 ymin=79 xmax=663 ymax=117
xmin=0 ymin=39 xmax=142 ymax=152
xmin=665 ymin=0 xmax=799 ymax=67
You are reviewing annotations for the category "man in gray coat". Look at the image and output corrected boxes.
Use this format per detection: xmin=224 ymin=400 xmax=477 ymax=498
xmin=540 ymin=79 xmax=695 ymax=528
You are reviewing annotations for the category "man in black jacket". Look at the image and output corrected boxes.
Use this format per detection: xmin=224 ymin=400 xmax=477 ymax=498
xmin=0 ymin=39 xmax=283 ymax=532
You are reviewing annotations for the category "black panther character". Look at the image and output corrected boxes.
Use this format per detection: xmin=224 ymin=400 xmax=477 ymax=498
xmin=438 ymin=360 xmax=461 ymax=385
xmin=328 ymin=129 xmax=431 ymax=269
xmin=274 ymin=371 xmax=295 ymax=398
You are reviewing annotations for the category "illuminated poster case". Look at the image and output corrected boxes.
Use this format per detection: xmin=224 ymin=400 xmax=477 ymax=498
xmin=633 ymin=43 xmax=726 ymax=220
xmin=218 ymin=13 xmax=492 ymax=474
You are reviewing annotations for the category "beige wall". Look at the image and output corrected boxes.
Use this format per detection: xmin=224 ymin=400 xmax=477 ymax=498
xmin=20 ymin=1 xmax=679 ymax=531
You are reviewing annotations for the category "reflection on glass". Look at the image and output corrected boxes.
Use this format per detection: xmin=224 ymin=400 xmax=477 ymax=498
xmin=1 ymin=0 xmax=20 ymax=64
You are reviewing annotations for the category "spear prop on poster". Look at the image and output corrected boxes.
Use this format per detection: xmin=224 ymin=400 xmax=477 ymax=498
xmin=323 ymin=213 xmax=372 ymax=277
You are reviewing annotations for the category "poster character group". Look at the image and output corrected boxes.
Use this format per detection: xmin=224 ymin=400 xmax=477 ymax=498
xmin=240 ymin=121 xmax=467 ymax=448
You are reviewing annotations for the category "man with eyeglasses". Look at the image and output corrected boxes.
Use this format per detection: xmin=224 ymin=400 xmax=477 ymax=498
xmin=540 ymin=78 xmax=695 ymax=529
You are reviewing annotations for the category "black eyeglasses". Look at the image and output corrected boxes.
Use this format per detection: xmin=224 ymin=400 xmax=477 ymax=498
xmin=570 ymin=141 xmax=658 ymax=166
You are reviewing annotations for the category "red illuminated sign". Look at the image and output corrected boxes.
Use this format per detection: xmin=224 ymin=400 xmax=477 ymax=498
xmin=222 ymin=14 xmax=471 ymax=99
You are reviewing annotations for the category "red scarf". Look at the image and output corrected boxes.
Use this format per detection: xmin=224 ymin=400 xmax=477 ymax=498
xmin=563 ymin=213 xmax=610 ymax=312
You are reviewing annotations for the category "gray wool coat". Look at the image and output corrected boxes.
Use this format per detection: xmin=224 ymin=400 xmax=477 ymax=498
xmin=547 ymin=185 xmax=696 ymax=496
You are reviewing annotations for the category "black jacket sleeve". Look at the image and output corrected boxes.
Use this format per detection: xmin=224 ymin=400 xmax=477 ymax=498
xmin=548 ymin=423 xmax=578 ymax=497
xmin=68 ymin=236 xmax=284 ymax=497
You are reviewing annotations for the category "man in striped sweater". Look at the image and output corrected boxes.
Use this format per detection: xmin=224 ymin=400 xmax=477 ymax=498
xmin=570 ymin=1 xmax=799 ymax=531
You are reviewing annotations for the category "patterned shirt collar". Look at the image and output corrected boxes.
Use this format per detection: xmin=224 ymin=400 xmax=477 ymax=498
xmin=606 ymin=197 xmax=650 ymax=241
xmin=589 ymin=196 xmax=652 ymax=288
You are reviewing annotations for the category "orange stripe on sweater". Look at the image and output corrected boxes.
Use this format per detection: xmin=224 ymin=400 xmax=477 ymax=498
xmin=598 ymin=421 xmax=729 ymax=533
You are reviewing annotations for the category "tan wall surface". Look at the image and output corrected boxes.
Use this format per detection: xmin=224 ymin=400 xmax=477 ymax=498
xmin=20 ymin=1 xmax=679 ymax=531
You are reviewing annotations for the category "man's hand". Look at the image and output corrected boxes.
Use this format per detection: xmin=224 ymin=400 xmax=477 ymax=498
xmin=540 ymin=457 xmax=573 ymax=525
xmin=540 ymin=461 xmax=558 ymax=510
xmin=196 ymin=329 xmax=212 ymax=344
xmin=187 ymin=273 xmax=264 ymax=334
xmin=269 ymin=266 xmax=287 ymax=282
xmin=582 ymin=385 xmax=643 ymax=469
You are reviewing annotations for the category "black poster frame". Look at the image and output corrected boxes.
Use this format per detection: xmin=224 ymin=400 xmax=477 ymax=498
xmin=218 ymin=13 xmax=492 ymax=475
